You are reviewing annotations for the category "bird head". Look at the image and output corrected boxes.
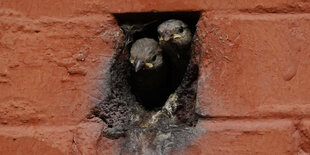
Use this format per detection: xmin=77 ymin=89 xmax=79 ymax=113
xmin=129 ymin=38 xmax=164 ymax=72
xmin=157 ymin=19 xmax=192 ymax=48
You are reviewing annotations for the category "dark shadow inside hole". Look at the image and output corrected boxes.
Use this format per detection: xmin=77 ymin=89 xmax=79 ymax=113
xmin=114 ymin=11 xmax=201 ymax=46
xmin=113 ymin=11 xmax=201 ymax=111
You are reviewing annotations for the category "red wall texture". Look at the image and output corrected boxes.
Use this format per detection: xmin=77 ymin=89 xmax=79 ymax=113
xmin=1 ymin=0 xmax=310 ymax=154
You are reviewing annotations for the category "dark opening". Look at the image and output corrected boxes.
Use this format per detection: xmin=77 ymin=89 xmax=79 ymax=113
xmin=93 ymin=11 xmax=202 ymax=141
xmin=113 ymin=11 xmax=201 ymax=46
xmin=112 ymin=11 xmax=201 ymax=110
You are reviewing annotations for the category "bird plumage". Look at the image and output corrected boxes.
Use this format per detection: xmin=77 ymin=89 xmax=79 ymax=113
xmin=130 ymin=38 xmax=169 ymax=109
xmin=157 ymin=19 xmax=193 ymax=90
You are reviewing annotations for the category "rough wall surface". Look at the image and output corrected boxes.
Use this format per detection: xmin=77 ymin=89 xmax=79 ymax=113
xmin=1 ymin=0 xmax=310 ymax=154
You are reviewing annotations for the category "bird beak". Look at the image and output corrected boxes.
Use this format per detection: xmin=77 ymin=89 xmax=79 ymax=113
xmin=160 ymin=34 xmax=181 ymax=42
xmin=135 ymin=60 xmax=144 ymax=72
xmin=173 ymin=34 xmax=182 ymax=39
xmin=145 ymin=63 xmax=153 ymax=68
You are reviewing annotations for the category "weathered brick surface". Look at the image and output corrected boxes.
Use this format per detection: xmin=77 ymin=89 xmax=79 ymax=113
xmin=0 ymin=118 xmax=115 ymax=155
xmin=1 ymin=0 xmax=310 ymax=154
xmin=0 ymin=11 xmax=118 ymax=125
xmin=0 ymin=136 xmax=63 ymax=155
xmin=298 ymin=119 xmax=310 ymax=154
xmin=174 ymin=119 xmax=298 ymax=155
xmin=1 ymin=0 xmax=310 ymax=17
xmin=196 ymin=13 xmax=310 ymax=118
xmin=0 ymin=125 xmax=75 ymax=154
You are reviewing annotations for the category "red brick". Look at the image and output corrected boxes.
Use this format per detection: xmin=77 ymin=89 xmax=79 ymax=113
xmin=1 ymin=0 xmax=310 ymax=154
xmin=0 ymin=12 xmax=118 ymax=125
xmin=73 ymin=118 xmax=105 ymax=155
xmin=0 ymin=118 xmax=118 ymax=155
xmin=298 ymin=119 xmax=310 ymax=154
xmin=0 ymin=136 xmax=63 ymax=155
xmin=174 ymin=119 xmax=298 ymax=155
xmin=0 ymin=125 xmax=75 ymax=154
xmin=1 ymin=0 xmax=310 ymax=18
xmin=197 ymin=13 xmax=310 ymax=117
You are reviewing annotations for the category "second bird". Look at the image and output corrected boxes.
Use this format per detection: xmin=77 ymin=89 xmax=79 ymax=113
xmin=157 ymin=19 xmax=193 ymax=90
xmin=129 ymin=38 xmax=169 ymax=109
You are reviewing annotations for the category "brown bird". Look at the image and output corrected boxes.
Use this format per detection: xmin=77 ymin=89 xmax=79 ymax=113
xmin=157 ymin=19 xmax=193 ymax=90
xmin=129 ymin=38 xmax=169 ymax=109
xmin=158 ymin=19 xmax=199 ymax=126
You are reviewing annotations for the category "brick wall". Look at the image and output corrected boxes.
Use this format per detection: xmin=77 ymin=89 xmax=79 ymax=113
xmin=1 ymin=0 xmax=310 ymax=154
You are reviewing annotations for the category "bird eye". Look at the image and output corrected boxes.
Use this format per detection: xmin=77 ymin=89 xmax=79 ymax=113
xmin=178 ymin=27 xmax=184 ymax=33
xmin=151 ymin=55 xmax=157 ymax=61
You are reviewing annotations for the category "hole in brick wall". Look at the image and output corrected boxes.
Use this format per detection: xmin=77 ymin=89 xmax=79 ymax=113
xmin=93 ymin=11 xmax=202 ymax=147
xmin=114 ymin=11 xmax=201 ymax=110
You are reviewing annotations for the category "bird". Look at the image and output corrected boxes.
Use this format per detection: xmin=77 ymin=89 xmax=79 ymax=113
xmin=157 ymin=19 xmax=193 ymax=90
xmin=129 ymin=38 xmax=169 ymax=110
